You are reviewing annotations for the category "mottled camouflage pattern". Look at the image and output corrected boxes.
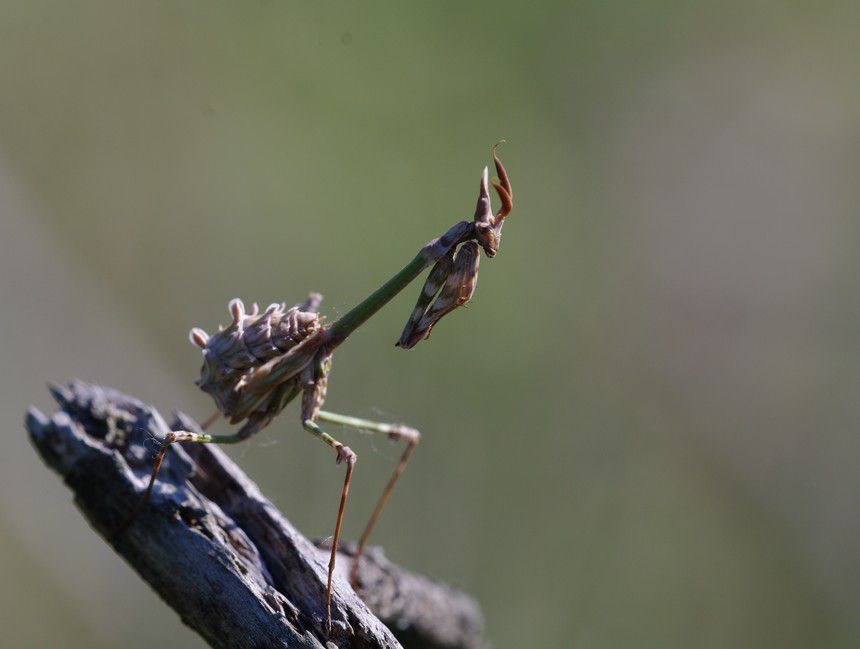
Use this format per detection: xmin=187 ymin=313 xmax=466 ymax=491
xmin=189 ymin=293 xmax=323 ymax=437
xmin=396 ymin=241 xmax=481 ymax=349
xmin=301 ymin=347 xmax=332 ymax=423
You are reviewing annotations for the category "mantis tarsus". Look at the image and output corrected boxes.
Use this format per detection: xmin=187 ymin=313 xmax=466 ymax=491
xmin=119 ymin=143 xmax=513 ymax=635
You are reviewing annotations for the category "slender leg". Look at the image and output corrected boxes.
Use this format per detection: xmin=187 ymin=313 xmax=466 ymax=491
xmin=115 ymin=429 xmax=245 ymax=537
xmin=316 ymin=410 xmax=421 ymax=587
xmin=302 ymin=419 xmax=357 ymax=636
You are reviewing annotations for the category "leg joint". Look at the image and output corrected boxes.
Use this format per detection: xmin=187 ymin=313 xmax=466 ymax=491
xmin=335 ymin=443 xmax=357 ymax=466
xmin=388 ymin=425 xmax=421 ymax=444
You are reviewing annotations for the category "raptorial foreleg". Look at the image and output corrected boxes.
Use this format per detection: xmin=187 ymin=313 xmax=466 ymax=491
xmin=396 ymin=240 xmax=481 ymax=349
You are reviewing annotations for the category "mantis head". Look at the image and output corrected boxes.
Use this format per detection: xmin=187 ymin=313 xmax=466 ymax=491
xmin=396 ymin=142 xmax=513 ymax=348
xmin=473 ymin=141 xmax=513 ymax=258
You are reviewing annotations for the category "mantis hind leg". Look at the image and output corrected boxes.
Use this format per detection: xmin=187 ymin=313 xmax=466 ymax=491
xmin=315 ymin=410 xmax=420 ymax=588
xmin=114 ymin=429 xmax=246 ymax=538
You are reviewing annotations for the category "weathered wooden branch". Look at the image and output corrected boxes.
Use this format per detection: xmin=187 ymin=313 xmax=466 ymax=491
xmin=26 ymin=381 xmax=487 ymax=649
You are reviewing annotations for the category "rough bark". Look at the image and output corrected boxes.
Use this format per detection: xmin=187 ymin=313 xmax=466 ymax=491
xmin=26 ymin=380 xmax=487 ymax=649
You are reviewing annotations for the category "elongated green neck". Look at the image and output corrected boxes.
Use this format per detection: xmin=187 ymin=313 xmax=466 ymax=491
xmin=324 ymin=220 xmax=473 ymax=348
xmin=325 ymin=252 xmax=432 ymax=347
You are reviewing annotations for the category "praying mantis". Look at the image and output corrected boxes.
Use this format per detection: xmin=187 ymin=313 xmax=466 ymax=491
xmin=121 ymin=143 xmax=513 ymax=635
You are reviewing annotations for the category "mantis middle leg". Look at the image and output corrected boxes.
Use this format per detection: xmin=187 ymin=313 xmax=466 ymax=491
xmin=315 ymin=410 xmax=420 ymax=587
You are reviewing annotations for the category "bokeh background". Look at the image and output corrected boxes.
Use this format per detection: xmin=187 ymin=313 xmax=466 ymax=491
xmin=1 ymin=2 xmax=859 ymax=647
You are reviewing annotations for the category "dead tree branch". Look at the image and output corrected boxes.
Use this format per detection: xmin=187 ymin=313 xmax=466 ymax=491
xmin=26 ymin=380 xmax=487 ymax=649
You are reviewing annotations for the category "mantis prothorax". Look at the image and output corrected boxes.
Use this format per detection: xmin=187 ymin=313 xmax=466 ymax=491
xmin=119 ymin=143 xmax=513 ymax=636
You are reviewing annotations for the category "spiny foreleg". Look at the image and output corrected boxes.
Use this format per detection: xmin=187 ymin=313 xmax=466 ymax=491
xmin=396 ymin=240 xmax=481 ymax=348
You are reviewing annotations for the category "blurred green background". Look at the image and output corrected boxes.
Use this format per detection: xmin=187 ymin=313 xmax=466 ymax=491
xmin=1 ymin=2 xmax=859 ymax=647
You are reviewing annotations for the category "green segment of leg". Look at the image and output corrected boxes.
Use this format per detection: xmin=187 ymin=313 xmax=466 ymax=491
xmin=317 ymin=411 xmax=410 ymax=437
xmin=115 ymin=429 xmax=249 ymax=537
xmin=140 ymin=429 xmax=249 ymax=494
xmin=302 ymin=419 xmax=353 ymax=457
xmin=315 ymin=410 xmax=420 ymax=587
xmin=324 ymin=219 xmax=473 ymax=348
xmin=172 ymin=430 xmax=247 ymax=444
